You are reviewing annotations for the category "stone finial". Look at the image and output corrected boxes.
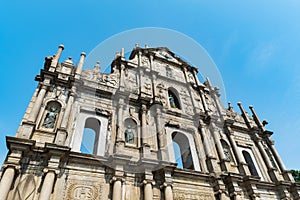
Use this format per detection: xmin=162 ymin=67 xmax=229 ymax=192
xmin=49 ymin=44 xmax=65 ymax=71
xmin=135 ymin=43 xmax=139 ymax=48
xmin=228 ymin=102 xmax=234 ymax=111
xmin=63 ymin=57 xmax=73 ymax=65
xmin=121 ymin=48 xmax=125 ymax=58
xmin=58 ymin=44 xmax=65 ymax=50
xmin=115 ymin=52 xmax=120 ymax=59
xmin=94 ymin=61 xmax=100 ymax=72
xmin=249 ymin=105 xmax=265 ymax=131
xmin=205 ymin=77 xmax=212 ymax=87
xmin=75 ymin=52 xmax=86 ymax=76
xmin=145 ymin=44 xmax=149 ymax=48
xmin=237 ymin=102 xmax=252 ymax=128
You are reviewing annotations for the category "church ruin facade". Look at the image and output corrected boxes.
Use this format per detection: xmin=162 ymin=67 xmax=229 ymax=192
xmin=0 ymin=44 xmax=299 ymax=200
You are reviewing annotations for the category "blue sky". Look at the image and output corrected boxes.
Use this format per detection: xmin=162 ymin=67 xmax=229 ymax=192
xmin=0 ymin=1 xmax=299 ymax=169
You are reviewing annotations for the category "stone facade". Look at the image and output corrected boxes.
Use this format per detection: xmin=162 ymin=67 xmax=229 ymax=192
xmin=0 ymin=44 xmax=299 ymax=200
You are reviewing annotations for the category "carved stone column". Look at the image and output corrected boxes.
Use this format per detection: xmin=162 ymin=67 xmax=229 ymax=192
xmin=39 ymin=152 xmax=65 ymax=200
xmin=56 ymin=88 xmax=75 ymax=145
xmin=155 ymin=106 xmax=168 ymax=161
xmin=199 ymin=90 xmax=208 ymax=112
xmin=141 ymin=105 xmax=149 ymax=146
xmin=49 ymin=44 xmax=64 ymax=72
xmin=199 ymin=120 xmax=213 ymax=158
xmin=219 ymin=191 xmax=230 ymax=200
xmin=182 ymin=67 xmax=199 ymax=113
xmin=119 ymin=64 xmax=126 ymax=90
xmin=163 ymin=183 xmax=173 ymax=200
xmin=117 ymin=98 xmax=125 ymax=142
xmin=28 ymin=84 xmax=48 ymax=123
xmin=143 ymin=180 xmax=154 ymax=200
xmin=39 ymin=170 xmax=57 ymax=200
xmin=111 ymin=177 xmax=124 ymax=200
xmin=198 ymin=120 xmax=221 ymax=172
xmin=142 ymin=171 xmax=154 ymax=200
xmin=0 ymin=166 xmax=16 ymax=200
xmin=255 ymin=137 xmax=280 ymax=182
xmin=141 ymin=105 xmax=151 ymax=157
xmin=60 ymin=90 xmax=75 ymax=129
xmin=210 ymin=123 xmax=226 ymax=161
xmin=74 ymin=52 xmax=86 ymax=79
xmin=225 ymin=126 xmax=250 ymax=175
xmin=268 ymin=139 xmax=294 ymax=181
xmin=19 ymin=84 xmax=48 ymax=139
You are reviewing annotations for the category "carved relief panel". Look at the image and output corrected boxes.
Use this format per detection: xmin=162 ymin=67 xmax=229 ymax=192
xmin=124 ymin=69 xmax=139 ymax=95
xmin=81 ymin=70 xmax=119 ymax=88
xmin=140 ymin=74 xmax=152 ymax=98
xmin=179 ymin=88 xmax=193 ymax=115
xmin=203 ymin=92 xmax=217 ymax=115
xmin=173 ymin=189 xmax=214 ymax=200
xmin=140 ymin=55 xmax=150 ymax=68
xmin=155 ymin=82 xmax=167 ymax=106
xmin=65 ymin=181 xmax=104 ymax=200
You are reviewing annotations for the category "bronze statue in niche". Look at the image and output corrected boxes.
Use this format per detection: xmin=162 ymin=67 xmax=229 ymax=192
xmin=42 ymin=102 xmax=61 ymax=129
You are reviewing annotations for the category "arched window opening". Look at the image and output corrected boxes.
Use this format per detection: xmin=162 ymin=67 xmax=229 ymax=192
xmin=172 ymin=132 xmax=194 ymax=170
xmin=81 ymin=128 xmax=96 ymax=154
xmin=221 ymin=140 xmax=232 ymax=161
xmin=168 ymin=89 xmax=181 ymax=109
xmin=42 ymin=101 xmax=61 ymax=129
xmin=242 ymin=150 xmax=259 ymax=176
xmin=173 ymin=141 xmax=183 ymax=169
xmin=124 ymin=118 xmax=138 ymax=145
xmin=80 ymin=118 xmax=100 ymax=154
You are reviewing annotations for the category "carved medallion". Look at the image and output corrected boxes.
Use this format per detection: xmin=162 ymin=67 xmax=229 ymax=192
xmin=66 ymin=183 xmax=100 ymax=200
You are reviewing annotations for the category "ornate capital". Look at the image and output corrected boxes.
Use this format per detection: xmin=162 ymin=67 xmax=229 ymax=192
xmin=141 ymin=104 xmax=147 ymax=113
xmin=142 ymin=179 xmax=155 ymax=186
xmin=40 ymin=84 xmax=49 ymax=90
xmin=43 ymin=168 xmax=60 ymax=175
xmin=110 ymin=176 xmax=125 ymax=184
xmin=120 ymin=64 xmax=125 ymax=71
xmin=198 ymin=119 xmax=206 ymax=128
xmin=160 ymin=182 xmax=172 ymax=189
xmin=2 ymin=164 xmax=21 ymax=174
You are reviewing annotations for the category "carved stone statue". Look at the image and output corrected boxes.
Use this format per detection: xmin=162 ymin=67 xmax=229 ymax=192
xmin=42 ymin=106 xmax=58 ymax=128
xmin=169 ymin=93 xmax=176 ymax=108
xmin=125 ymin=125 xmax=134 ymax=144
xmin=223 ymin=148 xmax=231 ymax=161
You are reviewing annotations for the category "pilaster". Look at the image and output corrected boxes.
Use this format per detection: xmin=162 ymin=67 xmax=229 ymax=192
xmin=142 ymin=171 xmax=155 ymax=200
xmin=198 ymin=119 xmax=220 ymax=173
